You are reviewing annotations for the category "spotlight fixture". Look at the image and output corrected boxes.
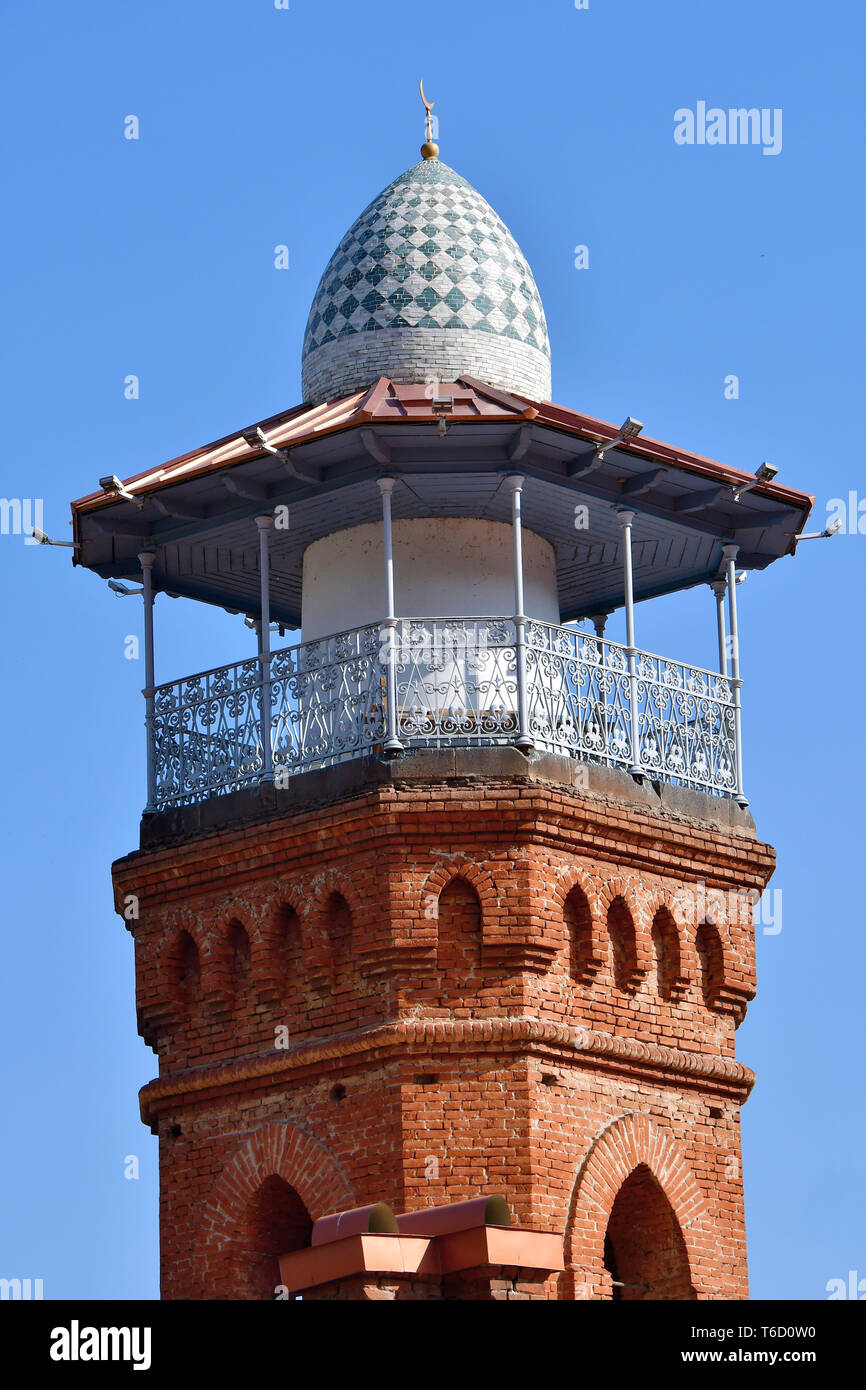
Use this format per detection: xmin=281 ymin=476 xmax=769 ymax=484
xmin=99 ymin=474 xmax=142 ymax=506
xmin=592 ymin=417 xmax=643 ymax=461
xmin=794 ymin=517 xmax=843 ymax=544
xmin=31 ymin=527 xmax=78 ymax=548
xmin=732 ymin=461 xmax=779 ymax=502
xmin=107 ymin=579 xmax=143 ymax=596
xmin=245 ymin=614 xmax=288 ymax=634
xmin=241 ymin=426 xmax=289 ymax=460
xmin=431 ymin=394 xmax=454 ymax=438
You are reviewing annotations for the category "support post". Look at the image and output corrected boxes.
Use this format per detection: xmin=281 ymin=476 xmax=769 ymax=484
xmin=255 ymin=514 xmax=274 ymax=782
xmin=507 ymin=474 xmax=533 ymax=753
xmin=378 ymin=478 xmax=403 ymax=755
xmin=723 ymin=543 xmax=747 ymax=807
xmin=139 ymin=551 xmax=157 ymax=813
xmin=710 ymin=579 xmax=728 ymax=676
xmin=616 ymin=509 xmax=642 ymax=776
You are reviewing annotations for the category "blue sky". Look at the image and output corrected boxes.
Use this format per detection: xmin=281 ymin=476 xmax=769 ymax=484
xmin=0 ymin=0 xmax=863 ymax=1300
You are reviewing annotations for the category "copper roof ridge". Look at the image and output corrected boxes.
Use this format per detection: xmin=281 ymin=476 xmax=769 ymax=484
xmin=69 ymin=379 xmax=814 ymax=519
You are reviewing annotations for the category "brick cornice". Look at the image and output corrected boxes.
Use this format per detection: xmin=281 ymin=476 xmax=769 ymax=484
xmin=114 ymin=779 xmax=775 ymax=911
xmin=139 ymin=1017 xmax=755 ymax=1126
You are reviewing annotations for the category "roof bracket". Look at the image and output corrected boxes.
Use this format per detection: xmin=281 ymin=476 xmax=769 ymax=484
xmin=731 ymin=509 xmax=796 ymax=531
xmin=360 ymin=428 xmax=392 ymax=466
xmin=508 ymin=424 xmax=534 ymax=462
xmin=276 ymin=450 xmax=322 ymax=486
xmin=672 ymin=485 xmax=730 ymax=514
xmin=149 ymin=496 xmax=209 ymax=523
xmin=567 ymin=447 xmax=605 ymax=478
xmin=222 ymin=475 xmax=272 ymax=504
xmin=242 ymin=425 xmax=322 ymax=484
xmin=620 ymin=467 xmax=665 ymax=497
xmin=91 ymin=518 xmax=153 ymax=539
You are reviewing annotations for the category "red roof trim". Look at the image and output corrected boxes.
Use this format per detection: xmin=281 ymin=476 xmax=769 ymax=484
xmin=70 ymin=379 xmax=814 ymax=515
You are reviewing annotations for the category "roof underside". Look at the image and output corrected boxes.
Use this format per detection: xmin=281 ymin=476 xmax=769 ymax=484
xmin=70 ymin=378 xmax=814 ymax=626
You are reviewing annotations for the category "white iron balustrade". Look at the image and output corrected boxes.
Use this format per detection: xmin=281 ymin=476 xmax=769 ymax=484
xmin=522 ymin=623 xmax=737 ymax=792
xmin=149 ymin=618 xmax=738 ymax=808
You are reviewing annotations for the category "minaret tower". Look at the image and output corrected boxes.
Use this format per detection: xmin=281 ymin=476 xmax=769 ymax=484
xmin=71 ymin=94 xmax=813 ymax=1300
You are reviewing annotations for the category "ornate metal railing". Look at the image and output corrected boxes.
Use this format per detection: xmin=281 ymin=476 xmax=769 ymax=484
xmin=148 ymin=617 xmax=738 ymax=808
xmin=522 ymin=622 xmax=737 ymax=794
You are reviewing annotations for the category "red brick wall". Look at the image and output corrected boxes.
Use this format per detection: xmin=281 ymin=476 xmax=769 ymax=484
xmin=114 ymin=763 xmax=774 ymax=1300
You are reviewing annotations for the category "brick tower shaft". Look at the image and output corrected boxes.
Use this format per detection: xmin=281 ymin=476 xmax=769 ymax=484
xmin=115 ymin=750 xmax=771 ymax=1300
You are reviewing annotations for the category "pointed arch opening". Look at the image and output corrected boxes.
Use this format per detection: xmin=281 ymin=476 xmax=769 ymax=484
xmin=604 ymin=1164 xmax=696 ymax=1300
xmin=274 ymin=902 xmax=302 ymax=978
xmin=176 ymin=929 xmax=201 ymax=1006
xmin=227 ymin=918 xmax=252 ymax=1002
xmin=565 ymin=884 xmax=598 ymax=983
xmin=436 ymin=876 xmax=482 ymax=983
xmin=651 ymin=907 xmax=681 ymax=1001
xmin=236 ymin=1175 xmax=313 ymax=1300
xmin=696 ymin=920 xmax=724 ymax=1010
xmin=325 ymin=892 xmax=353 ymax=962
xmin=607 ymin=896 xmax=638 ymax=992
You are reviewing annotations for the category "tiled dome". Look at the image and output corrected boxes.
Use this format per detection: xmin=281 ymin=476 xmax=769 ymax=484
xmin=301 ymin=158 xmax=551 ymax=405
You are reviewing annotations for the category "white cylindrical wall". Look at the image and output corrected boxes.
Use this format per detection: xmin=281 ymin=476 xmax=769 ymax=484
xmin=301 ymin=517 xmax=560 ymax=640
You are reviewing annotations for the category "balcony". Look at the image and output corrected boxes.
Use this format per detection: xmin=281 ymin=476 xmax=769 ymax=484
xmin=148 ymin=618 xmax=741 ymax=811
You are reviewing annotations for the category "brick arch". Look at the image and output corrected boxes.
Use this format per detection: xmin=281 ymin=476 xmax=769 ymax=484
xmin=597 ymin=877 xmax=651 ymax=988
xmin=302 ymin=872 xmax=365 ymax=985
xmin=666 ymin=882 xmax=749 ymax=1013
xmin=208 ymin=907 xmax=259 ymax=1001
xmin=306 ymin=871 xmax=365 ymax=940
xmin=259 ymin=884 xmax=309 ymax=956
xmin=551 ymin=863 xmax=600 ymax=912
xmin=157 ymin=908 xmax=206 ymax=967
xmin=157 ymin=907 xmax=206 ymax=953
xmin=695 ymin=918 xmax=727 ymax=1012
xmin=669 ymin=880 xmax=736 ymax=962
xmin=212 ymin=903 xmax=260 ymax=945
xmin=262 ymin=882 xmax=309 ymax=930
xmin=153 ymin=911 xmax=206 ymax=1024
xmin=419 ymin=860 xmax=500 ymax=928
xmin=552 ymin=866 xmax=605 ymax=980
xmin=199 ymin=1122 xmax=357 ymax=1296
xmin=258 ymin=884 xmax=307 ymax=997
xmin=563 ymin=1113 xmax=713 ymax=1300
xmin=643 ymin=889 xmax=690 ymax=999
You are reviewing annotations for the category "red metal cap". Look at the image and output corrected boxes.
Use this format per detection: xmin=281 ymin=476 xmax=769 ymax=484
xmin=395 ymin=1194 xmax=510 ymax=1237
xmin=311 ymin=1201 xmax=398 ymax=1247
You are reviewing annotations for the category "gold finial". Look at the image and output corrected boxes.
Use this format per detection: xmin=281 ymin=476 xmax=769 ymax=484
xmin=419 ymin=79 xmax=439 ymax=160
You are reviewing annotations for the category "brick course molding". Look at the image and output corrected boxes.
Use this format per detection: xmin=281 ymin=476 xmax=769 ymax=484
xmin=114 ymin=751 xmax=771 ymax=1300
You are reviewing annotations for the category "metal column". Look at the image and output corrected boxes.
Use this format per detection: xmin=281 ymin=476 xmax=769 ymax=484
xmin=378 ymin=477 xmax=404 ymax=755
xmin=616 ymin=508 xmax=642 ymax=777
xmin=255 ymin=514 xmax=274 ymax=782
xmin=507 ymin=474 xmax=533 ymax=753
xmin=139 ymin=550 xmax=157 ymax=813
xmin=710 ymin=578 xmax=728 ymax=677
xmin=723 ymin=542 xmax=747 ymax=807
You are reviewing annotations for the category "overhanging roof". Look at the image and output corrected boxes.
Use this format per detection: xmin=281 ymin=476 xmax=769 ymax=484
xmin=70 ymin=377 xmax=814 ymax=625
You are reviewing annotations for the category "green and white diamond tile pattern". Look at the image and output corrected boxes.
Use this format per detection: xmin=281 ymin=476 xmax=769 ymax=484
xmin=301 ymin=160 xmax=551 ymax=405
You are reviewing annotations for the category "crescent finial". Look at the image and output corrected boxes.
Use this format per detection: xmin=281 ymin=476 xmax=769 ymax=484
xmin=419 ymin=80 xmax=439 ymax=159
